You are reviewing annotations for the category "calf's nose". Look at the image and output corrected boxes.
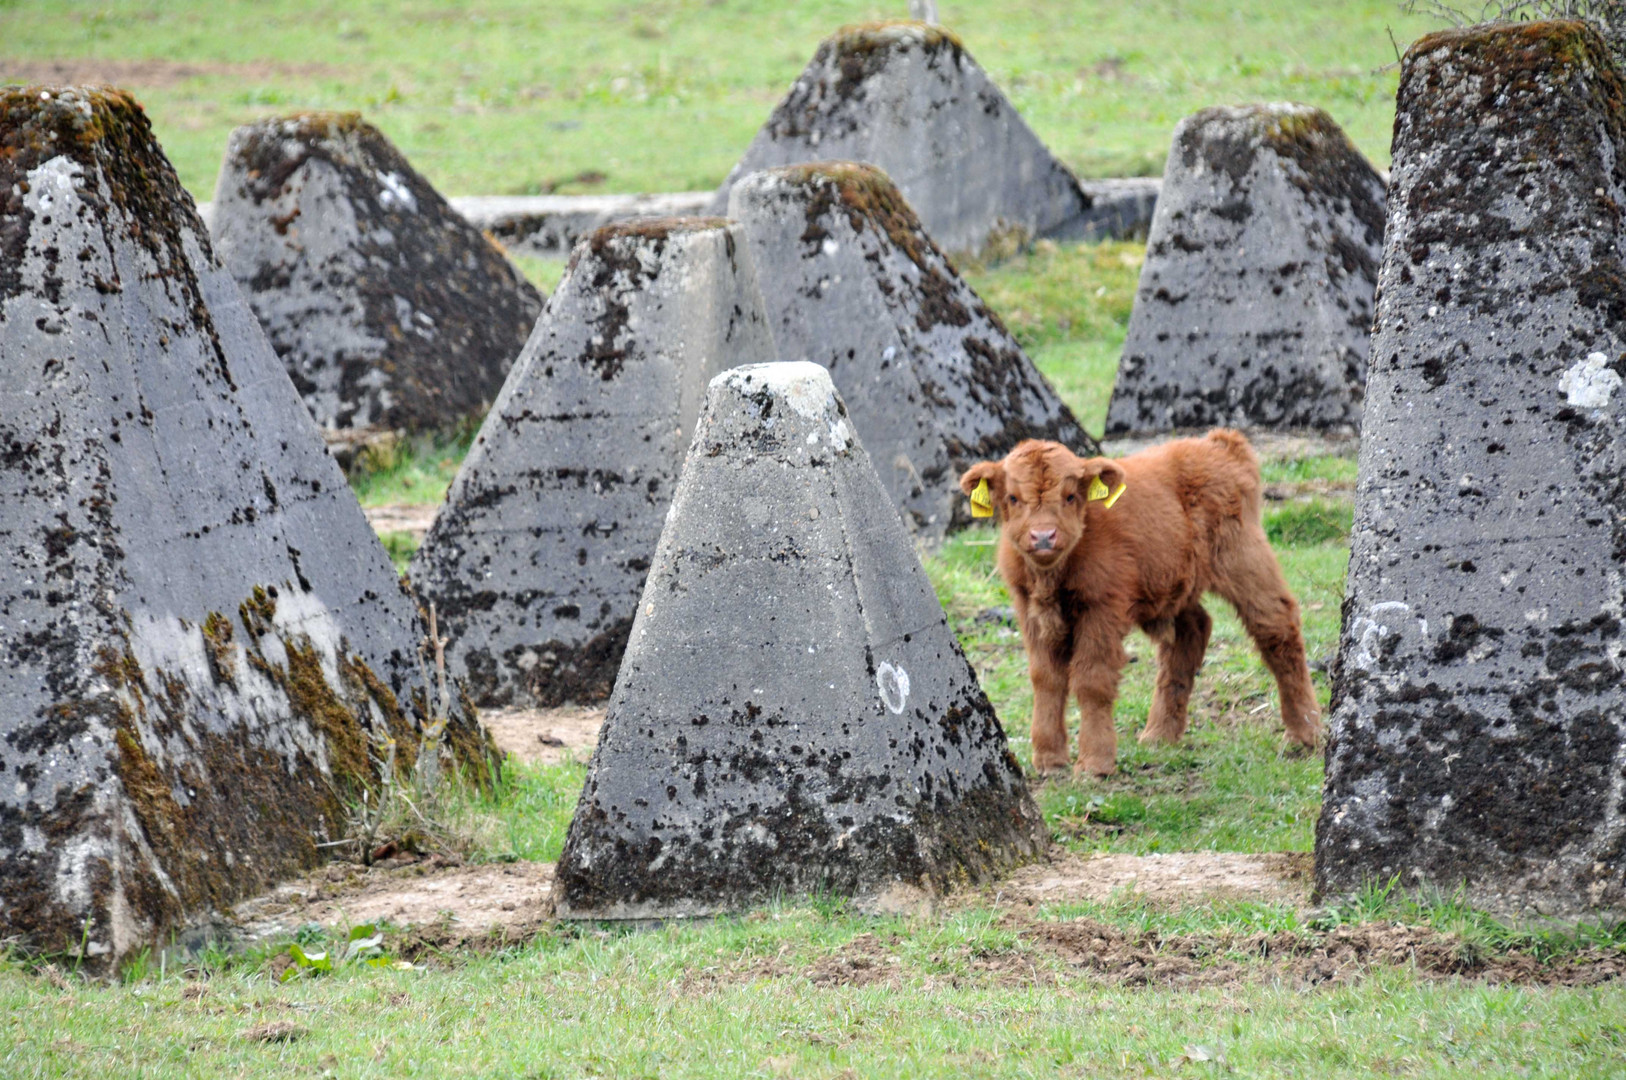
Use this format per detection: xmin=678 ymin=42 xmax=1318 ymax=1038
xmin=1029 ymin=528 xmax=1057 ymax=551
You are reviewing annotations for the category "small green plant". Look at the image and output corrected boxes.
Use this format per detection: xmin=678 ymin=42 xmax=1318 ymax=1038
xmin=282 ymin=924 xmax=412 ymax=981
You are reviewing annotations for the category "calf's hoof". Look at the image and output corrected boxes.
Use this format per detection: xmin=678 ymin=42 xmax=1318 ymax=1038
xmin=1033 ymin=757 xmax=1072 ymax=776
xmin=1285 ymin=715 xmax=1325 ymax=750
xmin=1076 ymin=756 xmax=1116 ymax=778
xmin=1137 ymin=723 xmax=1183 ymax=746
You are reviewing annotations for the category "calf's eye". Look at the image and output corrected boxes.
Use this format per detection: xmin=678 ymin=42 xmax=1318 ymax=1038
xmin=1008 ymin=494 xmax=1018 ymax=505
xmin=1065 ymin=493 xmax=1077 ymax=504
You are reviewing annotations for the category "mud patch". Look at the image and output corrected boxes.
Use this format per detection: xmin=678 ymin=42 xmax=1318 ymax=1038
xmin=480 ymin=704 xmax=604 ymax=765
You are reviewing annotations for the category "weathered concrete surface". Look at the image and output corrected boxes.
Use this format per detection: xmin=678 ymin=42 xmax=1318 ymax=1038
xmin=709 ymin=22 xmax=1100 ymax=258
xmin=1316 ymin=23 xmax=1626 ymax=920
xmin=555 ymin=363 xmax=1047 ymax=919
xmin=452 ymin=192 xmax=713 ymax=258
xmin=1107 ymin=104 xmax=1386 ymax=435
xmin=0 ymin=87 xmax=492 ymax=964
xmin=408 ymin=219 xmax=774 ymax=708
xmin=211 ymin=113 xmax=542 ymax=433
xmin=729 ymin=163 xmax=1096 ymax=538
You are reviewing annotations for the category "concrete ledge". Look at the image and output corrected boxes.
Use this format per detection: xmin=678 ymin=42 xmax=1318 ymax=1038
xmin=452 ymin=192 xmax=714 ymax=257
xmin=197 ymin=182 xmax=1160 ymax=259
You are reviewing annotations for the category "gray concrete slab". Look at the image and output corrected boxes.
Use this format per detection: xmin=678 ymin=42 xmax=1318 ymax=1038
xmin=408 ymin=218 xmax=775 ymax=708
xmin=554 ymin=362 xmax=1046 ymax=919
xmin=0 ymin=87 xmax=491 ymax=966
xmin=729 ymin=163 xmax=1096 ymax=539
xmin=452 ymin=192 xmax=713 ymax=258
xmin=1107 ymin=103 xmax=1385 ymax=435
xmin=211 ymin=113 xmax=542 ymax=434
xmin=1316 ymin=23 xmax=1626 ymax=920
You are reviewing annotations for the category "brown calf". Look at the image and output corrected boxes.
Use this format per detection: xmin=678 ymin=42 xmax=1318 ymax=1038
xmin=959 ymin=431 xmax=1322 ymax=776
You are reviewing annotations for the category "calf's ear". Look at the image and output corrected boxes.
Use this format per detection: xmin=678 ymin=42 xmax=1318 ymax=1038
xmin=959 ymin=461 xmax=1006 ymax=520
xmin=1072 ymin=458 xmax=1128 ymax=508
xmin=958 ymin=460 xmax=1005 ymax=497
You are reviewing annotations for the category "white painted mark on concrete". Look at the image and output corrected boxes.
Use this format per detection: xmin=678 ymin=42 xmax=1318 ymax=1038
xmin=1559 ymin=352 xmax=1621 ymax=408
xmin=376 ymin=170 xmax=418 ymax=213
xmin=1350 ymin=601 xmax=1411 ymax=673
xmin=876 ymin=662 xmax=910 ymax=714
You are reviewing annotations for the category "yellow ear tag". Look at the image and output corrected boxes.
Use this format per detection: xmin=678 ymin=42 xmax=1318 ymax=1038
xmin=1087 ymin=476 xmax=1128 ymax=509
xmin=970 ymin=477 xmax=994 ymax=518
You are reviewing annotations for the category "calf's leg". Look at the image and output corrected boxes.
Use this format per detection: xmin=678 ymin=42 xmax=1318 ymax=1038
xmin=1140 ymin=603 xmax=1212 ymax=745
xmin=1028 ymin=653 xmax=1071 ymax=774
xmin=1069 ymin=618 xmax=1129 ymax=776
xmin=1215 ymin=528 xmax=1323 ymax=747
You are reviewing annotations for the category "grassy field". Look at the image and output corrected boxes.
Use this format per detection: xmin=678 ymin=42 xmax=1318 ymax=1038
xmin=8 ymin=1 xmax=1626 ymax=1075
xmin=1 ymin=1 xmax=1434 ymax=201
xmin=8 ymin=228 xmax=1623 ymax=1076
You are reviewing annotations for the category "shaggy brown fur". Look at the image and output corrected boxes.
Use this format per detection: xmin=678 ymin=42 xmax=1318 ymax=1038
xmin=960 ymin=431 xmax=1322 ymax=776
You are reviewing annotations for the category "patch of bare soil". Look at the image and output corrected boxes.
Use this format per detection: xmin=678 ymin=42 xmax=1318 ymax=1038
xmin=994 ymin=851 xmax=1312 ymax=909
xmin=808 ymin=932 xmax=907 ymax=988
xmin=480 ymin=704 xmax=604 ymax=765
xmin=0 ymin=58 xmax=336 ymax=90
xmin=229 ymin=850 xmax=1621 ymax=989
xmin=235 ymin=858 xmax=552 ymax=956
xmin=364 ymin=502 xmax=440 ymax=542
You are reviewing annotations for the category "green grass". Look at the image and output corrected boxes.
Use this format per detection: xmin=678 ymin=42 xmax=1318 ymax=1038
xmin=5 ymin=913 xmax=1625 ymax=1079
xmin=1261 ymin=455 xmax=1359 ymax=487
xmin=10 ymin=4 xmax=1622 ymax=1069
xmin=347 ymin=426 xmax=477 ymax=508
xmin=438 ymin=757 xmax=587 ymax=864
xmin=0 ymin=1 xmax=1438 ymax=203
xmin=1265 ymin=498 xmax=1352 ymax=547
xmin=509 ymin=253 xmax=571 ymax=295
xmin=377 ymin=530 xmax=418 ymax=573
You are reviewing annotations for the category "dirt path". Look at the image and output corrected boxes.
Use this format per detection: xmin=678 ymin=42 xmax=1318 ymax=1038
xmin=364 ymin=503 xmax=439 ymax=541
xmin=995 ymin=850 xmax=1312 ymax=908
xmin=480 ymin=705 xmax=604 ymax=766
xmin=234 ymin=849 xmax=1308 ymax=947
xmin=234 ymin=859 xmax=554 ymax=950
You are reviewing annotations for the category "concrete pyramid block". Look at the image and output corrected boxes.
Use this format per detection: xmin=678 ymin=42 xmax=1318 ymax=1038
xmin=1316 ymin=22 xmax=1626 ymax=919
xmin=729 ymin=163 xmax=1096 ymax=538
xmin=1106 ymin=104 xmax=1386 ymax=435
xmin=408 ymin=219 xmax=776 ymax=708
xmin=555 ymin=363 xmax=1046 ymax=919
xmin=0 ymin=86 xmax=491 ymax=963
xmin=709 ymin=22 xmax=1094 ymax=257
xmin=211 ymin=112 xmax=543 ymax=433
